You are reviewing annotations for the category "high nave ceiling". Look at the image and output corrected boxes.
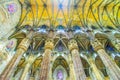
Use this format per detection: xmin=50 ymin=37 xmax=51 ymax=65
xmin=9 ymin=0 xmax=120 ymax=55
xmin=10 ymin=0 xmax=120 ymax=73
xmin=0 ymin=1 xmax=120 ymax=79
xmin=18 ymin=0 xmax=120 ymax=30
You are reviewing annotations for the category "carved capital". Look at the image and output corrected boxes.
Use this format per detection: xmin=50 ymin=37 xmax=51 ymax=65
xmin=17 ymin=31 xmax=33 ymax=51
xmin=44 ymin=39 xmax=54 ymax=50
xmin=17 ymin=38 xmax=31 ymax=51
xmin=91 ymin=39 xmax=103 ymax=51
xmin=68 ymin=39 xmax=78 ymax=52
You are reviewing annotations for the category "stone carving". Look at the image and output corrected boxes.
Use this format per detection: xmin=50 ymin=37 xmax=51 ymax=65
xmin=91 ymin=39 xmax=103 ymax=51
xmin=45 ymin=39 xmax=54 ymax=50
xmin=68 ymin=39 xmax=78 ymax=52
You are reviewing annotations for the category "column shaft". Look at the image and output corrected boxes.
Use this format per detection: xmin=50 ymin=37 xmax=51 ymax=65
xmin=0 ymin=31 xmax=33 ymax=80
xmin=20 ymin=55 xmax=35 ymax=80
xmin=35 ymin=70 xmax=39 ymax=80
xmin=39 ymin=39 xmax=54 ymax=80
xmin=0 ymin=48 xmax=24 ymax=80
xmin=49 ymin=63 xmax=53 ymax=80
xmin=68 ymin=39 xmax=86 ymax=80
xmin=39 ymin=49 xmax=51 ymax=80
xmin=72 ymin=49 xmax=86 ymax=80
xmin=88 ymin=57 xmax=104 ymax=80
xmin=30 ymin=77 xmax=34 ymax=80
xmin=98 ymin=49 xmax=120 ymax=80
xmin=91 ymin=39 xmax=120 ymax=80
xmin=20 ymin=63 xmax=31 ymax=80
xmin=69 ymin=54 xmax=75 ymax=80
xmin=0 ymin=51 xmax=7 ymax=60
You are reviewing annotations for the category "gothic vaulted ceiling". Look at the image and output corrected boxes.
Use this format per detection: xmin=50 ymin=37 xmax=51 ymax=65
xmin=18 ymin=0 xmax=120 ymax=30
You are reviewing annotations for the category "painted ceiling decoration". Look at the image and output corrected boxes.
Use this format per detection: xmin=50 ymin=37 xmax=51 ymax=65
xmin=16 ymin=0 xmax=120 ymax=30
xmin=0 ymin=0 xmax=21 ymax=39
xmin=0 ymin=0 xmax=120 ymax=80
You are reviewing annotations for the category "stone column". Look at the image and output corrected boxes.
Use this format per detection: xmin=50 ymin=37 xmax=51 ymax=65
xmin=91 ymin=39 xmax=120 ymax=80
xmin=20 ymin=55 xmax=36 ymax=80
xmin=0 ymin=41 xmax=8 ymax=61
xmin=68 ymin=39 xmax=86 ymax=80
xmin=0 ymin=31 xmax=33 ymax=80
xmin=29 ymin=77 xmax=35 ymax=80
xmin=68 ymin=54 xmax=75 ymax=80
xmin=39 ymin=39 xmax=54 ymax=80
xmin=49 ymin=61 xmax=53 ymax=80
xmin=87 ymin=56 xmax=104 ymax=80
xmin=35 ymin=69 xmax=39 ymax=80
xmin=0 ymin=51 xmax=8 ymax=60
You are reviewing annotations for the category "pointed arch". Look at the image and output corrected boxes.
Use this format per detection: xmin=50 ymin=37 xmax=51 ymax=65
xmin=95 ymin=56 xmax=108 ymax=77
xmin=52 ymin=56 xmax=69 ymax=76
xmin=80 ymin=56 xmax=90 ymax=77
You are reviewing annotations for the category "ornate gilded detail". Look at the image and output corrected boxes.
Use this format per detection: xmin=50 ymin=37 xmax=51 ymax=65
xmin=68 ymin=39 xmax=78 ymax=52
xmin=39 ymin=39 xmax=54 ymax=80
xmin=91 ymin=39 xmax=103 ymax=51
xmin=17 ymin=38 xmax=31 ymax=51
xmin=45 ymin=39 xmax=54 ymax=50
xmin=17 ymin=31 xmax=33 ymax=51
xmin=68 ymin=39 xmax=86 ymax=80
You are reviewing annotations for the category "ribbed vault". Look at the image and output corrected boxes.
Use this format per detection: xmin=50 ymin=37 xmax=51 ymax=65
xmin=16 ymin=0 xmax=120 ymax=30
